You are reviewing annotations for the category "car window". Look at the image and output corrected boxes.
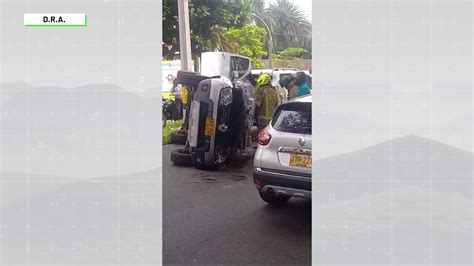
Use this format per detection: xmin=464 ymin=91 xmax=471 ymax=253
xmin=272 ymin=104 xmax=311 ymax=134
xmin=278 ymin=73 xmax=292 ymax=81
xmin=230 ymin=56 xmax=250 ymax=78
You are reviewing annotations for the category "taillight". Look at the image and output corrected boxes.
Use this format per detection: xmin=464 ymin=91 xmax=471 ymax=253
xmin=258 ymin=129 xmax=272 ymax=146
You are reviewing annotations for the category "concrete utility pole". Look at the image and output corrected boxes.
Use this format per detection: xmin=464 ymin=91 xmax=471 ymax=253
xmin=178 ymin=0 xmax=193 ymax=71
xmin=250 ymin=13 xmax=273 ymax=68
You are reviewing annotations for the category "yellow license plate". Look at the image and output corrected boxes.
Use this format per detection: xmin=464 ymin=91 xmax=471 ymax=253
xmin=204 ymin=117 xmax=215 ymax=136
xmin=289 ymin=153 xmax=312 ymax=168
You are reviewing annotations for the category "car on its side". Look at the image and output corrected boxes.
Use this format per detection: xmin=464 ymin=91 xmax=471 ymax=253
xmin=253 ymin=94 xmax=312 ymax=205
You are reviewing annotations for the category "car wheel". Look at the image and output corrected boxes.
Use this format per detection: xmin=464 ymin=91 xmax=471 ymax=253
xmin=170 ymin=148 xmax=193 ymax=166
xmin=258 ymin=190 xmax=290 ymax=205
xmin=170 ymin=130 xmax=187 ymax=145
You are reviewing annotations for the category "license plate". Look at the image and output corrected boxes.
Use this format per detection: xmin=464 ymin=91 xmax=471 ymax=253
xmin=289 ymin=153 xmax=312 ymax=168
xmin=204 ymin=117 xmax=215 ymax=136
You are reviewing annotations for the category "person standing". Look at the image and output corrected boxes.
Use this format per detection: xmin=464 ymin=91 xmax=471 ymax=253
xmin=254 ymin=73 xmax=279 ymax=130
xmin=279 ymin=75 xmax=298 ymax=100
xmin=294 ymin=71 xmax=310 ymax=97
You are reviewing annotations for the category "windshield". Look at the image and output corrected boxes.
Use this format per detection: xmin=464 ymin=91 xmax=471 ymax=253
xmin=272 ymin=103 xmax=312 ymax=135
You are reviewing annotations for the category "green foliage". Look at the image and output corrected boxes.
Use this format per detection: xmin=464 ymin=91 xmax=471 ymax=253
xmin=222 ymin=24 xmax=267 ymax=68
xmin=264 ymin=0 xmax=311 ymax=51
xmin=163 ymin=120 xmax=183 ymax=145
xmin=163 ymin=0 xmax=312 ymax=62
xmin=249 ymin=0 xmax=265 ymax=16
xmin=272 ymin=52 xmax=311 ymax=69
xmin=162 ymin=0 xmax=179 ymax=59
xmin=272 ymin=53 xmax=289 ymax=67
xmin=162 ymin=0 xmax=252 ymax=59
xmin=278 ymin=47 xmax=311 ymax=59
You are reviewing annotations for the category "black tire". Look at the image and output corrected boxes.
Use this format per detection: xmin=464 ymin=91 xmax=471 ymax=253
xmin=177 ymin=70 xmax=209 ymax=87
xmin=170 ymin=130 xmax=187 ymax=145
xmin=170 ymin=148 xmax=193 ymax=167
xmin=258 ymin=190 xmax=291 ymax=205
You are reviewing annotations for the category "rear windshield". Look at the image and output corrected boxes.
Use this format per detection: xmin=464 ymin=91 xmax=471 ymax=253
xmin=271 ymin=104 xmax=311 ymax=134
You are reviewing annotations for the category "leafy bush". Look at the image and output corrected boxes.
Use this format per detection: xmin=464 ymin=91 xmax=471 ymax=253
xmin=222 ymin=24 xmax=267 ymax=68
xmin=278 ymin=47 xmax=311 ymax=59
xmin=163 ymin=120 xmax=183 ymax=144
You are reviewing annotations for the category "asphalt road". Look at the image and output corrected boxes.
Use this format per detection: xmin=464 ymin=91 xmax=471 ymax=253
xmin=163 ymin=144 xmax=311 ymax=265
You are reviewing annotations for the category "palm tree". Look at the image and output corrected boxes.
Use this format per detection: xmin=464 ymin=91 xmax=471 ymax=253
xmin=265 ymin=0 xmax=311 ymax=51
xmin=249 ymin=0 xmax=266 ymax=16
xmin=249 ymin=0 xmax=273 ymax=58
xmin=210 ymin=25 xmax=237 ymax=52
xmin=212 ymin=0 xmax=267 ymax=53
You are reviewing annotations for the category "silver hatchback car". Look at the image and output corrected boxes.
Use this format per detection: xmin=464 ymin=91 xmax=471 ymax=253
xmin=253 ymin=94 xmax=312 ymax=205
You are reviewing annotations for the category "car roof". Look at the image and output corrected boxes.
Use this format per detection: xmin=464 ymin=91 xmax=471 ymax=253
xmin=275 ymin=94 xmax=311 ymax=113
xmin=287 ymin=94 xmax=312 ymax=103
xmin=273 ymin=67 xmax=299 ymax=71
xmin=251 ymin=69 xmax=272 ymax=73
xmin=273 ymin=70 xmax=297 ymax=74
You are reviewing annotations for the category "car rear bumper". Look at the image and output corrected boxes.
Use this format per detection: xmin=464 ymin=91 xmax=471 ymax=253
xmin=253 ymin=167 xmax=311 ymax=198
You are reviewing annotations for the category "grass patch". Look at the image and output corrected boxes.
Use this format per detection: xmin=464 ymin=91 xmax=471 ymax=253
xmin=163 ymin=120 xmax=183 ymax=144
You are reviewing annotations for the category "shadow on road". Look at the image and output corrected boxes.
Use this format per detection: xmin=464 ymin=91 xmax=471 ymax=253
xmin=163 ymin=144 xmax=311 ymax=264
xmin=259 ymin=199 xmax=312 ymax=232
